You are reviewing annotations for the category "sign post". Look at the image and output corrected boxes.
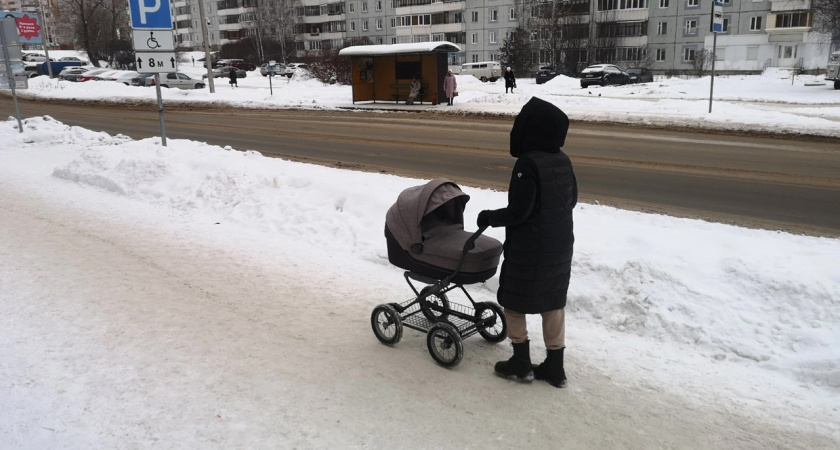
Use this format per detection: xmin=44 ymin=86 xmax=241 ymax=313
xmin=128 ymin=0 xmax=174 ymax=146
xmin=709 ymin=1 xmax=723 ymax=113
xmin=0 ymin=17 xmax=24 ymax=132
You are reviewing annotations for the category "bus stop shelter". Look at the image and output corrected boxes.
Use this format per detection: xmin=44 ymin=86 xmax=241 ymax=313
xmin=338 ymin=42 xmax=461 ymax=106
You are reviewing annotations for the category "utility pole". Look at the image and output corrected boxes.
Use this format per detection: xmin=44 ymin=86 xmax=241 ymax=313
xmin=197 ymin=0 xmax=215 ymax=93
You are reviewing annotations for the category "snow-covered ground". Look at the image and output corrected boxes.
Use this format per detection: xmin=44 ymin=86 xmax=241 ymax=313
xmin=1 ymin=51 xmax=838 ymax=448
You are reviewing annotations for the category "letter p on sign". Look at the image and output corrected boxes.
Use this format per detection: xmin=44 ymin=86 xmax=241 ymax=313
xmin=129 ymin=0 xmax=173 ymax=30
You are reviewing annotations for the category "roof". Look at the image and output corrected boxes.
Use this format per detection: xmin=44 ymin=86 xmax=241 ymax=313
xmin=339 ymin=42 xmax=461 ymax=57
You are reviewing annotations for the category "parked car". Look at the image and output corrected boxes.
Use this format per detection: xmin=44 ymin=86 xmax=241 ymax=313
xmin=284 ymin=63 xmax=308 ymax=78
xmin=202 ymin=66 xmax=247 ymax=79
xmin=22 ymin=53 xmax=51 ymax=62
xmin=260 ymin=62 xmax=287 ymax=77
xmin=77 ymin=68 xmax=112 ymax=82
xmin=94 ymin=70 xmax=124 ymax=81
xmin=58 ymin=66 xmax=89 ymax=82
xmin=626 ymin=67 xmax=654 ymax=84
xmin=579 ymin=64 xmax=630 ymax=88
xmin=111 ymin=71 xmax=140 ymax=85
xmin=58 ymin=56 xmax=86 ymax=63
xmin=216 ymin=58 xmax=256 ymax=71
xmin=535 ymin=66 xmax=577 ymax=84
xmin=132 ymin=72 xmax=206 ymax=89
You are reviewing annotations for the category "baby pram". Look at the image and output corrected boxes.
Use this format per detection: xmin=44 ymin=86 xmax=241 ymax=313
xmin=371 ymin=178 xmax=508 ymax=367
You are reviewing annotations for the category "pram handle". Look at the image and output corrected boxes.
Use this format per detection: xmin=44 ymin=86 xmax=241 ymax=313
xmin=463 ymin=226 xmax=488 ymax=253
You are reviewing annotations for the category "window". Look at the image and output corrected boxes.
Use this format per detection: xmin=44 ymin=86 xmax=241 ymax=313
xmin=684 ymin=19 xmax=698 ymax=35
xmin=687 ymin=0 xmax=698 ymax=6
xmin=490 ymin=9 xmax=498 ymax=21
xmin=377 ymin=38 xmax=384 ymax=44
xmin=376 ymin=19 xmax=382 ymax=30
xmin=376 ymin=1 xmax=382 ymax=11
xmin=722 ymin=17 xmax=730 ymax=33
xmin=472 ymin=54 xmax=479 ymax=62
xmin=489 ymin=31 xmax=497 ymax=43
xmin=656 ymin=48 xmax=666 ymax=62
xmin=349 ymin=3 xmax=355 ymax=13
xmin=362 ymin=2 xmax=367 ymax=12
xmin=362 ymin=20 xmax=368 ymax=31
xmin=509 ymin=8 xmax=517 ymax=20
xmin=471 ymin=33 xmax=478 ymax=44
xmin=659 ymin=0 xmax=669 ymax=6
xmin=683 ymin=47 xmax=695 ymax=62
xmin=657 ymin=21 xmax=667 ymax=35
xmin=775 ymin=12 xmax=810 ymax=28
xmin=350 ymin=21 xmax=356 ymax=31
xmin=471 ymin=11 xmax=479 ymax=22
xmin=598 ymin=0 xmax=648 ymax=10
xmin=750 ymin=16 xmax=762 ymax=31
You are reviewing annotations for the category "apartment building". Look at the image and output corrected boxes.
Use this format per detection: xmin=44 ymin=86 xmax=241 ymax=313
xmin=170 ymin=0 xmax=831 ymax=74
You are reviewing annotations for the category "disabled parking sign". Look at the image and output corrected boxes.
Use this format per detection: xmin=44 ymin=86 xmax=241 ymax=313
xmin=129 ymin=0 xmax=173 ymax=30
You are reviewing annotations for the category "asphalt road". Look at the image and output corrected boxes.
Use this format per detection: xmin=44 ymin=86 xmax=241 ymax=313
xmin=3 ymin=95 xmax=840 ymax=237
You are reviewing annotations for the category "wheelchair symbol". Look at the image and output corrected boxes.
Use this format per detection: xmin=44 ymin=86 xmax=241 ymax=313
xmin=146 ymin=31 xmax=161 ymax=49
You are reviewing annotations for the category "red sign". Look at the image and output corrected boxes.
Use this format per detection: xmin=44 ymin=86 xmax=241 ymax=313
xmin=15 ymin=14 xmax=41 ymax=41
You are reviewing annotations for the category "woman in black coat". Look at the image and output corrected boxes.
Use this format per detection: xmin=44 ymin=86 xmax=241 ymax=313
xmin=477 ymin=96 xmax=577 ymax=388
xmin=504 ymin=67 xmax=516 ymax=93
xmin=229 ymin=68 xmax=238 ymax=87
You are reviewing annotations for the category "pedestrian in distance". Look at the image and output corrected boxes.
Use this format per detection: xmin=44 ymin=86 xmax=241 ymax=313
xmin=443 ymin=69 xmax=457 ymax=106
xmin=229 ymin=68 xmax=238 ymax=88
xmin=191 ymin=56 xmax=195 ymax=66
xmin=477 ymin=97 xmax=577 ymax=389
xmin=504 ymin=67 xmax=516 ymax=93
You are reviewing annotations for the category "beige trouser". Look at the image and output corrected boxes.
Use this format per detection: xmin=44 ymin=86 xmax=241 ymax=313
xmin=505 ymin=308 xmax=565 ymax=350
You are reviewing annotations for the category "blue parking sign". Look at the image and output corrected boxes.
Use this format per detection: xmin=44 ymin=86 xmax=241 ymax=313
xmin=129 ymin=0 xmax=173 ymax=30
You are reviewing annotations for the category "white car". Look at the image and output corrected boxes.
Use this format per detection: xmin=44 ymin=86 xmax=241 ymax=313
xmin=111 ymin=71 xmax=140 ymax=85
xmin=284 ymin=63 xmax=308 ymax=78
xmin=132 ymin=72 xmax=206 ymax=90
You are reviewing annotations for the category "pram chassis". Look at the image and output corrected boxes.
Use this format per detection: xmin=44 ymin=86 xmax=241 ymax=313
xmin=371 ymin=227 xmax=508 ymax=367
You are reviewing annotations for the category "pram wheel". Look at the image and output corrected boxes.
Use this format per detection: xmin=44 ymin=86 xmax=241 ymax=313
xmin=420 ymin=293 xmax=450 ymax=322
xmin=426 ymin=322 xmax=464 ymax=367
xmin=475 ymin=302 xmax=507 ymax=343
xmin=371 ymin=304 xmax=403 ymax=345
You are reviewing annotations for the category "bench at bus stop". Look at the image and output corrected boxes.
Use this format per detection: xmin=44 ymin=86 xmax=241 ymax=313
xmin=389 ymin=83 xmax=428 ymax=103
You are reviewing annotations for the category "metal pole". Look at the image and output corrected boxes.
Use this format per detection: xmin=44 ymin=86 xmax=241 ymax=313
xmin=38 ymin=0 xmax=53 ymax=78
xmin=0 ymin=18 xmax=23 ymax=132
xmin=197 ymin=0 xmax=215 ymax=93
xmin=154 ymin=73 xmax=167 ymax=146
xmin=709 ymin=32 xmax=716 ymax=114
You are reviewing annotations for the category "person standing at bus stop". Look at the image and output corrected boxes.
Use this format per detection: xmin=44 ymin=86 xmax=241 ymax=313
xmin=477 ymin=97 xmax=577 ymax=389
xmin=444 ymin=70 xmax=457 ymax=106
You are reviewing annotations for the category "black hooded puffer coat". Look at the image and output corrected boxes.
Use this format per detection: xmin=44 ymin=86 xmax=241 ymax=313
xmin=485 ymin=97 xmax=577 ymax=313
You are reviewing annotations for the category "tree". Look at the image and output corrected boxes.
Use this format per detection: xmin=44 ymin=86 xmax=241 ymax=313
xmin=499 ymin=27 xmax=532 ymax=77
xmin=690 ymin=49 xmax=712 ymax=77
xmin=60 ymin=0 xmax=129 ymax=68
xmin=813 ymin=0 xmax=840 ymax=48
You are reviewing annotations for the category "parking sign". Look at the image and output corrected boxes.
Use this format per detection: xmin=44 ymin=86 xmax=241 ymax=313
xmin=129 ymin=0 xmax=173 ymax=30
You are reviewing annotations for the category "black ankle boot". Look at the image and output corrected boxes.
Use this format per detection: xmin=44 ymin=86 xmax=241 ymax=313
xmin=533 ymin=348 xmax=567 ymax=388
xmin=495 ymin=341 xmax=534 ymax=382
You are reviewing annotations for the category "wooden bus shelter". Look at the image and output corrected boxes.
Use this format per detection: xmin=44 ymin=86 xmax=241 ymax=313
xmin=338 ymin=42 xmax=461 ymax=106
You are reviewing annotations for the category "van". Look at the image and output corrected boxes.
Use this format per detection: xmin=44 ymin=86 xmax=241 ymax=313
xmin=459 ymin=61 xmax=501 ymax=82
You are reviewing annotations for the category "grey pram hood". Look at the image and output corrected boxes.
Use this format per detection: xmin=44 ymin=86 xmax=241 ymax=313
xmin=385 ymin=178 xmax=468 ymax=253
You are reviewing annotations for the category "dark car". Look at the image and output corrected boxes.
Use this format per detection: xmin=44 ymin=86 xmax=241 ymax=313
xmin=535 ymin=66 xmax=577 ymax=84
xmin=202 ymin=66 xmax=248 ymax=79
xmin=626 ymin=67 xmax=654 ymax=84
xmin=216 ymin=59 xmax=256 ymax=71
xmin=579 ymin=64 xmax=630 ymax=88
